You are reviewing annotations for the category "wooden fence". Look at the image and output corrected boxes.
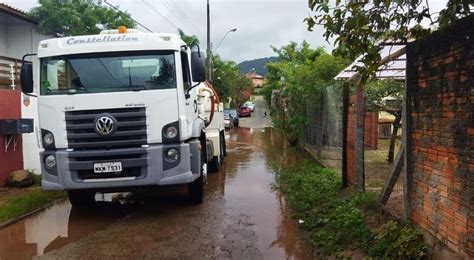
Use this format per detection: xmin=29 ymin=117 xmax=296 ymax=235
xmin=0 ymin=56 xmax=22 ymax=90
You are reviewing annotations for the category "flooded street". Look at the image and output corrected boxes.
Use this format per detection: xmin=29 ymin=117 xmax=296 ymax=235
xmin=0 ymin=98 xmax=313 ymax=259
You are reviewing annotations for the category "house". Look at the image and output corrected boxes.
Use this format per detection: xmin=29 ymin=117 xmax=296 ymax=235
xmin=245 ymin=72 xmax=264 ymax=92
xmin=0 ymin=3 xmax=51 ymax=185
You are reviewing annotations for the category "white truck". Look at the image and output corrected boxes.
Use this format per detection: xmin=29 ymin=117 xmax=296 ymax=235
xmin=19 ymin=27 xmax=226 ymax=206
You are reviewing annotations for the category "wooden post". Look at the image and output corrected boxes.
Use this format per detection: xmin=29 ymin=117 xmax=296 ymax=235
xmin=379 ymin=143 xmax=405 ymax=205
xmin=355 ymin=77 xmax=365 ymax=192
xmin=341 ymin=81 xmax=349 ymax=188
xmin=403 ymin=99 xmax=413 ymax=221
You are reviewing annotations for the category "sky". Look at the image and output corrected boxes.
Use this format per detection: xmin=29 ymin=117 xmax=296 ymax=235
xmin=2 ymin=0 xmax=449 ymax=63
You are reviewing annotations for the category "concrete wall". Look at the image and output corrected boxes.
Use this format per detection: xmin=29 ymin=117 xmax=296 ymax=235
xmin=0 ymin=22 xmax=6 ymax=56
xmin=406 ymin=15 xmax=473 ymax=259
xmin=1 ymin=19 xmax=49 ymax=59
xmin=0 ymin=15 xmax=50 ymax=172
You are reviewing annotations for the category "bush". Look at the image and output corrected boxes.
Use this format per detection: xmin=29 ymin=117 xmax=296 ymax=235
xmin=274 ymin=161 xmax=427 ymax=258
xmin=369 ymin=220 xmax=427 ymax=259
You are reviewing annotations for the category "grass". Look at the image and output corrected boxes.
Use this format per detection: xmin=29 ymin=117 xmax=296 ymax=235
xmin=274 ymin=160 xmax=426 ymax=258
xmin=0 ymin=176 xmax=66 ymax=224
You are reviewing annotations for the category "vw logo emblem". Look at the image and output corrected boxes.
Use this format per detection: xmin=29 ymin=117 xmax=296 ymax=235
xmin=94 ymin=114 xmax=116 ymax=136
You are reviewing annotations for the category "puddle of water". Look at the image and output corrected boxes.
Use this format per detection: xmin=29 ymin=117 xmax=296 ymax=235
xmin=0 ymin=199 xmax=128 ymax=259
xmin=223 ymin=127 xmax=312 ymax=259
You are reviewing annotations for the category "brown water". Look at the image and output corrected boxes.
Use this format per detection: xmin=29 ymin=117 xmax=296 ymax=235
xmin=0 ymin=127 xmax=313 ymax=259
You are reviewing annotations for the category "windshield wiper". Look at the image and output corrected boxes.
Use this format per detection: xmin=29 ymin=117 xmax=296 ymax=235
xmin=116 ymin=85 xmax=146 ymax=91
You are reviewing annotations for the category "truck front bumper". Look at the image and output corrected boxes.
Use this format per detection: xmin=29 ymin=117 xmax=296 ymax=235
xmin=40 ymin=140 xmax=201 ymax=191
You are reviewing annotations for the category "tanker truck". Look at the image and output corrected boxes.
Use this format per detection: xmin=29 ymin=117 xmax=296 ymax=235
xmin=19 ymin=27 xmax=225 ymax=206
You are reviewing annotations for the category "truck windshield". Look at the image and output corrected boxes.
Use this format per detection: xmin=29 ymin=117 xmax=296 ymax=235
xmin=40 ymin=51 xmax=176 ymax=95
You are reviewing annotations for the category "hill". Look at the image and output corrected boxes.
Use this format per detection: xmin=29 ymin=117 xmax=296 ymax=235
xmin=238 ymin=57 xmax=278 ymax=76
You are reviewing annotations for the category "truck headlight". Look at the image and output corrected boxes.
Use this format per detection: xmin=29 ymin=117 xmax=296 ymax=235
xmin=41 ymin=129 xmax=56 ymax=149
xmin=164 ymin=126 xmax=178 ymax=139
xmin=162 ymin=122 xmax=180 ymax=143
xmin=165 ymin=148 xmax=179 ymax=162
xmin=43 ymin=132 xmax=54 ymax=146
xmin=44 ymin=154 xmax=57 ymax=168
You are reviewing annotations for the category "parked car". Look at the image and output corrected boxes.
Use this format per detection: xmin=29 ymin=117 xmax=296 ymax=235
xmin=239 ymin=106 xmax=251 ymax=117
xmin=243 ymin=101 xmax=255 ymax=112
xmin=224 ymin=109 xmax=239 ymax=127
xmin=224 ymin=114 xmax=233 ymax=128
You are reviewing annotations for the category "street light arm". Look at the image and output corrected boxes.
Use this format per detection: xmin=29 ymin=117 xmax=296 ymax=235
xmin=214 ymin=28 xmax=237 ymax=52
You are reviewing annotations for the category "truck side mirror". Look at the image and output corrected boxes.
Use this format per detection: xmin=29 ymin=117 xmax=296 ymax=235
xmin=20 ymin=62 xmax=34 ymax=94
xmin=191 ymin=51 xmax=207 ymax=83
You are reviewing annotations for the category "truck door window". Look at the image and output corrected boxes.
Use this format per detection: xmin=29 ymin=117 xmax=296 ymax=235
xmin=180 ymin=51 xmax=192 ymax=91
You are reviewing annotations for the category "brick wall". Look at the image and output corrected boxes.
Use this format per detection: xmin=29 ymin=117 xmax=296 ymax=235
xmin=406 ymin=15 xmax=473 ymax=258
xmin=346 ymin=95 xmax=379 ymax=187
xmin=0 ymin=89 xmax=23 ymax=186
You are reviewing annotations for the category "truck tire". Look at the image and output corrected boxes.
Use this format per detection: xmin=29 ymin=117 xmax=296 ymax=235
xmin=68 ymin=190 xmax=95 ymax=207
xmin=189 ymin=133 xmax=206 ymax=204
xmin=221 ymin=130 xmax=227 ymax=157
xmin=209 ymin=132 xmax=226 ymax=172
xmin=208 ymin=156 xmax=220 ymax=173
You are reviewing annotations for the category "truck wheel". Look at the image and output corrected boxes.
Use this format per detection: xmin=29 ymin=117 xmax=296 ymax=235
xmin=68 ymin=191 xmax=95 ymax=207
xmin=221 ymin=131 xmax=227 ymax=157
xmin=189 ymin=134 xmax=206 ymax=204
xmin=208 ymin=155 xmax=220 ymax=173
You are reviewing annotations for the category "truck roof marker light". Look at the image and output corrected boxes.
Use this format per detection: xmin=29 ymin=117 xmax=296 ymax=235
xmin=118 ymin=26 xmax=127 ymax=34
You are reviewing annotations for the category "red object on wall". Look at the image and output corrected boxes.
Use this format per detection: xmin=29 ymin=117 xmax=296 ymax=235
xmin=0 ymin=89 xmax=22 ymax=186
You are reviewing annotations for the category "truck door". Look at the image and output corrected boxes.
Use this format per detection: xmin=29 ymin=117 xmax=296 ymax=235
xmin=180 ymin=49 xmax=197 ymax=137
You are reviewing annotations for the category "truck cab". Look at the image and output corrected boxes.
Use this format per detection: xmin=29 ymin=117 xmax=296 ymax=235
xmin=20 ymin=28 xmax=224 ymax=205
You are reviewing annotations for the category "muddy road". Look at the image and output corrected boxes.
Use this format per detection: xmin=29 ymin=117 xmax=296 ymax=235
xmin=0 ymin=101 xmax=312 ymax=259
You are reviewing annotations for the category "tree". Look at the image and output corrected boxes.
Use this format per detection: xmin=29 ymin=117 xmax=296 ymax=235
xmin=29 ymin=0 xmax=135 ymax=36
xmin=178 ymin=29 xmax=200 ymax=46
xmin=305 ymin=0 xmax=473 ymax=82
xmin=211 ymin=54 xmax=253 ymax=107
xmin=264 ymin=41 xmax=348 ymax=145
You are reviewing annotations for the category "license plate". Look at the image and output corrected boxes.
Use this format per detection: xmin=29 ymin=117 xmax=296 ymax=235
xmin=93 ymin=162 xmax=122 ymax=173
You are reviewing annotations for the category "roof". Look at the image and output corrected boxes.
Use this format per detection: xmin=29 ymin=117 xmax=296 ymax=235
xmin=246 ymin=72 xmax=264 ymax=79
xmin=335 ymin=45 xmax=406 ymax=81
xmin=0 ymin=3 xmax=38 ymax=24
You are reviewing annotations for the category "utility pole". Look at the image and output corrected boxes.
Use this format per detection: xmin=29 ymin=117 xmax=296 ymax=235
xmin=206 ymin=0 xmax=212 ymax=81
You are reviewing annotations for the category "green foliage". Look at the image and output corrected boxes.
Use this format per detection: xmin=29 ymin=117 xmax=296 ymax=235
xmin=305 ymin=0 xmax=472 ymax=82
xmin=0 ymin=190 xmax=66 ymax=222
xmin=263 ymin=41 xmax=348 ymax=145
xmin=275 ymin=161 xmax=427 ymax=257
xmin=211 ymin=54 xmax=253 ymax=107
xmin=365 ymin=79 xmax=404 ymax=108
xmin=29 ymin=0 xmax=135 ymax=36
xmin=178 ymin=29 xmax=200 ymax=45
xmin=276 ymin=162 xmax=370 ymax=253
xmin=369 ymin=220 xmax=427 ymax=259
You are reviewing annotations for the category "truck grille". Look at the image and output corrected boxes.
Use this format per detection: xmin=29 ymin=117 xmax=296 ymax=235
xmin=67 ymin=149 xmax=148 ymax=180
xmin=65 ymin=108 xmax=147 ymax=150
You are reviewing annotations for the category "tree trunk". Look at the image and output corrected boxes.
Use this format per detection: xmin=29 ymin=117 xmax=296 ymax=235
xmin=388 ymin=112 xmax=402 ymax=163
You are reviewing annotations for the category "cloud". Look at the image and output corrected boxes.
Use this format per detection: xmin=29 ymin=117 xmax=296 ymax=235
xmin=2 ymin=0 xmax=449 ymax=63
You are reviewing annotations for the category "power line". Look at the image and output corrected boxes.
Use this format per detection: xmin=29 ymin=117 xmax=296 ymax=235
xmin=141 ymin=0 xmax=181 ymax=31
xmin=160 ymin=0 xmax=192 ymax=32
xmin=103 ymin=0 xmax=153 ymax=32
xmin=165 ymin=0 xmax=201 ymax=34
